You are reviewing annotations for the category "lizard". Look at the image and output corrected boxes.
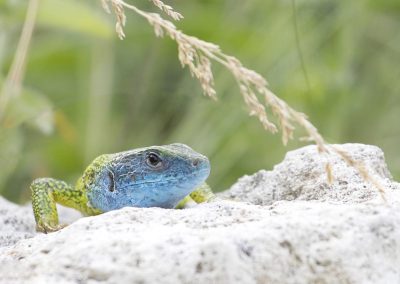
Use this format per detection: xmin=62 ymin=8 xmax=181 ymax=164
xmin=31 ymin=143 xmax=215 ymax=233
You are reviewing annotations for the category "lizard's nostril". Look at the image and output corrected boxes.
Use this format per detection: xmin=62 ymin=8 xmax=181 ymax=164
xmin=192 ymin=159 xmax=200 ymax=167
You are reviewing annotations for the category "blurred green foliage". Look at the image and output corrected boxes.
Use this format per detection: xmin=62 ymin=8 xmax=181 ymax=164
xmin=0 ymin=0 xmax=399 ymax=202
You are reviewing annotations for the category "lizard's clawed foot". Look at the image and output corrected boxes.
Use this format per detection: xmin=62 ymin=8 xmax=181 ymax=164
xmin=36 ymin=222 xmax=68 ymax=234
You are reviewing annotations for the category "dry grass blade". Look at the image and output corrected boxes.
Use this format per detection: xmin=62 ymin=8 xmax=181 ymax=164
xmin=149 ymin=0 xmax=183 ymax=21
xmin=102 ymin=0 xmax=126 ymax=39
xmin=100 ymin=0 xmax=388 ymax=201
xmin=330 ymin=145 xmax=387 ymax=202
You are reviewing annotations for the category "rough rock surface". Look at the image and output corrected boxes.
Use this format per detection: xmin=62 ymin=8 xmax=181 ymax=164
xmin=0 ymin=199 xmax=82 ymax=248
xmin=0 ymin=197 xmax=36 ymax=247
xmin=0 ymin=143 xmax=399 ymax=284
xmin=220 ymin=144 xmax=399 ymax=204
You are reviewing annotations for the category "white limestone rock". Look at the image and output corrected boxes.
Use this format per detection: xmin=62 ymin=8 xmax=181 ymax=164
xmin=0 ymin=143 xmax=399 ymax=283
xmin=0 ymin=198 xmax=81 ymax=248
xmin=0 ymin=197 xmax=36 ymax=248
xmin=221 ymin=143 xmax=399 ymax=204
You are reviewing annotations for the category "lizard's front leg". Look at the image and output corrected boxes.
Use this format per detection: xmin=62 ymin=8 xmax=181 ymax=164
xmin=189 ymin=183 xmax=216 ymax=203
xmin=176 ymin=183 xmax=216 ymax=208
xmin=31 ymin=178 xmax=85 ymax=233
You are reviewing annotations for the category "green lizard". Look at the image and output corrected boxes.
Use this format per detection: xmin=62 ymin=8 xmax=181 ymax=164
xmin=31 ymin=143 xmax=215 ymax=233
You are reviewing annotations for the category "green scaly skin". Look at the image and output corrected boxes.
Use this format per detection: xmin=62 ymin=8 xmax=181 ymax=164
xmin=31 ymin=145 xmax=215 ymax=233
xmin=31 ymin=178 xmax=101 ymax=232
xmin=175 ymin=183 xmax=216 ymax=209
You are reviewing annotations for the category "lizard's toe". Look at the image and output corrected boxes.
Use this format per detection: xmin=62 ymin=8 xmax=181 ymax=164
xmin=36 ymin=223 xmax=68 ymax=234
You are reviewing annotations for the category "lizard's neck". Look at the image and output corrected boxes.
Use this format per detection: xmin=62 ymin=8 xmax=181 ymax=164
xmin=75 ymin=176 xmax=103 ymax=216
xmin=75 ymin=155 xmax=112 ymax=215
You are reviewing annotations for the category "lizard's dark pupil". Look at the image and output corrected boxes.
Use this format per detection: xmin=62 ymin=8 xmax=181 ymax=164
xmin=147 ymin=153 xmax=161 ymax=167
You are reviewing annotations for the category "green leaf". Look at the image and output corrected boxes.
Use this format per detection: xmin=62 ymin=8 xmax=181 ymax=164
xmin=37 ymin=0 xmax=113 ymax=39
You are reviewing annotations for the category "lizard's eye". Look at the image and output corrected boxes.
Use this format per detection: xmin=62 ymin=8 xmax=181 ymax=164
xmin=146 ymin=152 xmax=163 ymax=169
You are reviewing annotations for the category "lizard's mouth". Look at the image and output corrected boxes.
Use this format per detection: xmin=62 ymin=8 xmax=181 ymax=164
xmin=118 ymin=167 xmax=210 ymax=191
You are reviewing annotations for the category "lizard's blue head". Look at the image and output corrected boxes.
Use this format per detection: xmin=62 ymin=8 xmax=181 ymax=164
xmin=84 ymin=143 xmax=210 ymax=212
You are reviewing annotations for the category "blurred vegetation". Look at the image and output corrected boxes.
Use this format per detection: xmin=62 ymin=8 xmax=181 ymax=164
xmin=0 ymin=0 xmax=399 ymax=203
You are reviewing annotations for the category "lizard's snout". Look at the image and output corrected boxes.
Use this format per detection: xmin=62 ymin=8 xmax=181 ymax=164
xmin=191 ymin=155 xmax=210 ymax=179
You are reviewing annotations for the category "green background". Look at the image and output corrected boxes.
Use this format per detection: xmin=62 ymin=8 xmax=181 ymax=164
xmin=1 ymin=0 xmax=399 ymax=202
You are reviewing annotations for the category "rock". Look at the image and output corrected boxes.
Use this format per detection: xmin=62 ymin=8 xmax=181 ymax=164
xmin=0 ymin=201 xmax=399 ymax=283
xmin=0 ymin=143 xmax=399 ymax=283
xmin=221 ymin=143 xmax=399 ymax=205
xmin=0 ymin=198 xmax=82 ymax=248
xmin=0 ymin=197 xmax=36 ymax=248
